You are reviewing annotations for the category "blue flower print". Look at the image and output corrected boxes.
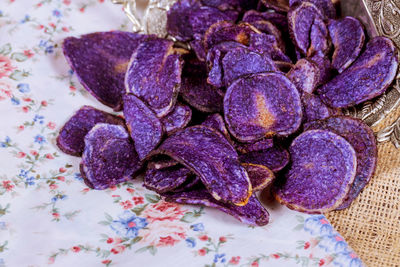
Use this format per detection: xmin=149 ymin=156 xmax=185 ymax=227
xmin=33 ymin=115 xmax=44 ymax=124
xmin=34 ymin=134 xmax=46 ymax=144
xmin=304 ymin=215 xmax=333 ymax=237
xmin=74 ymin=173 xmax=83 ymax=181
xmin=110 ymin=211 xmax=148 ymax=239
xmin=190 ymin=223 xmax=204 ymax=232
xmin=20 ymin=14 xmax=29 ymax=23
xmin=11 ymin=97 xmax=20 ymax=105
xmin=25 ymin=177 xmax=35 ymax=186
xmin=52 ymin=9 xmax=62 ymax=18
xmin=185 ymin=237 xmax=196 ymax=248
xmin=17 ymin=83 xmax=30 ymax=93
xmin=213 ymin=253 xmax=226 ymax=263
xmin=0 ymin=137 xmax=11 ymax=148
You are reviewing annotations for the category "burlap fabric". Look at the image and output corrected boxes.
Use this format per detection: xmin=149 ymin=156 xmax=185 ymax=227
xmin=327 ymin=105 xmax=400 ymax=266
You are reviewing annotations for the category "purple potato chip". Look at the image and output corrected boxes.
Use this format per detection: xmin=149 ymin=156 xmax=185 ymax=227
xmin=287 ymin=58 xmax=320 ymax=94
xmin=239 ymin=146 xmax=290 ymax=172
xmin=181 ymin=56 xmax=224 ymax=112
xmin=144 ymin=164 xmax=192 ymax=193
xmin=167 ymin=0 xmax=202 ymax=41
xmin=249 ymin=20 xmax=285 ymax=52
xmin=201 ymin=113 xmax=231 ymax=140
xmin=301 ymin=93 xmax=341 ymax=123
xmin=274 ymin=129 xmax=357 ymax=213
xmin=248 ymin=32 xmax=292 ymax=63
xmin=62 ymin=31 xmax=149 ymax=111
xmin=201 ymin=0 xmax=241 ymax=11
xmin=123 ymin=94 xmax=163 ymax=160
xmin=56 ymin=106 xmax=125 ymax=156
xmin=242 ymin=10 xmax=289 ymax=33
xmin=190 ymin=36 xmax=207 ymax=62
xmin=260 ymin=0 xmax=289 ymax=12
xmin=308 ymin=54 xmax=334 ymax=85
xmin=328 ymin=17 xmax=365 ymax=73
xmin=125 ymin=38 xmax=182 ymax=117
xmin=235 ymin=138 xmax=274 ymax=154
xmin=288 ymin=2 xmax=325 ymax=56
xmin=222 ymin=47 xmax=278 ymax=86
xmin=289 ymin=0 xmax=336 ymax=19
xmin=80 ymin=124 xmax=141 ymax=190
xmin=161 ymin=103 xmax=192 ymax=136
xmin=224 ymin=73 xmax=302 ymax=142
xmin=167 ymin=0 xmax=236 ymax=42
xmin=204 ymin=22 xmax=256 ymax=51
xmin=163 ymin=187 xmax=269 ymax=226
xmin=148 ymin=126 xmax=252 ymax=206
xmin=206 ymin=41 xmax=247 ymax=87
xmin=318 ymin=37 xmax=398 ymax=108
xmin=308 ymin=17 xmax=330 ymax=57
xmin=304 ymin=116 xmax=377 ymax=210
xmin=242 ymin=163 xmax=275 ymax=192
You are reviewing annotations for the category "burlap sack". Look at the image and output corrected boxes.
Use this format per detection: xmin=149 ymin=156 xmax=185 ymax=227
xmin=327 ymin=105 xmax=400 ymax=267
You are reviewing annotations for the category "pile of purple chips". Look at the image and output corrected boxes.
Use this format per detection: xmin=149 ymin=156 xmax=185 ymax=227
xmin=57 ymin=0 xmax=398 ymax=226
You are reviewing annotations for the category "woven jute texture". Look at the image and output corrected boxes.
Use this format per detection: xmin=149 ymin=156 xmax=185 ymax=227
xmin=326 ymin=106 xmax=400 ymax=267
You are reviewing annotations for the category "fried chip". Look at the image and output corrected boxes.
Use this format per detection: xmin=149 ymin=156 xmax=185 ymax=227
xmin=161 ymin=103 xmax=192 ymax=136
xmin=274 ymin=129 xmax=357 ymax=213
xmin=239 ymin=145 xmax=290 ymax=172
xmin=80 ymin=124 xmax=141 ymax=190
xmin=56 ymin=106 xmax=125 ymax=156
xmin=242 ymin=163 xmax=275 ymax=192
xmin=287 ymin=58 xmax=320 ymax=94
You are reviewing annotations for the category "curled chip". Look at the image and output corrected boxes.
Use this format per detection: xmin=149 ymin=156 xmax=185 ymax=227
xmin=260 ymin=0 xmax=289 ymax=12
xmin=161 ymin=103 xmax=192 ymax=136
xmin=329 ymin=17 xmax=365 ymax=73
xmin=222 ymin=47 xmax=277 ymax=86
xmin=308 ymin=17 xmax=330 ymax=57
xmin=123 ymin=94 xmax=163 ymax=160
xmin=239 ymin=146 xmax=290 ymax=172
xmin=181 ymin=56 xmax=224 ymax=113
xmin=147 ymin=156 xmax=179 ymax=170
xmin=318 ymin=37 xmax=398 ymax=108
xmin=249 ymin=20 xmax=285 ymax=52
xmin=301 ymin=93 xmax=341 ymax=123
xmin=224 ymin=73 xmax=302 ymax=142
xmin=288 ymin=2 xmax=325 ymax=56
xmin=274 ymin=129 xmax=357 ymax=213
xmin=305 ymin=116 xmax=377 ymax=210
xmin=289 ymin=0 xmax=336 ymax=19
xmin=125 ymin=38 xmax=182 ymax=117
xmin=287 ymin=58 xmax=320 ymax=94
xmin=235 ymin=138 xmax=273 ymax=154
xmin=144 ymin=164 xmax=192 ymax=193
xmin=242 ymin=163 xmax=275 ymax=192
xmin=167 ymin=0 xmax=236 ymax=42
xmin=148 ymin=126 xmax=252 ymax=206
xmin=242 ymin=10 xmax=289 ymax=34
xmin=201 ymin=113 xmax=231 ymax=141
xmin=80 ymin=124 xmax=141 ymax=190
xmin=163 ymin=187 xmax=269 ymax=226
xmin=207 ymin=41 xmax=247 ymax=87
xmin=56 ymin=106 xmax=125 ymax=156
xmin=62 ymin=31 xmax=149 ymax=111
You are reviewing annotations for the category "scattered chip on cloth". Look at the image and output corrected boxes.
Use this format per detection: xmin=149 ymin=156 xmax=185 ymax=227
xmin=80 ymin=123 xmax=141 ymax=190
xmin=56 ymin=105 xmax=125 ymax=156
xmin=62 ymin=31 xmax=149 ymax=111
xmin=163 ymin=187 xmax=269 ymax=226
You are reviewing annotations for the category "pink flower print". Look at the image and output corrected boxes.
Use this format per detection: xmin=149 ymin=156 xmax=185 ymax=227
xmin=142 ymin=201 xmax=185 ymax=222
xmin=229 ymin=256 xmax=240 ymax=265
xmin=140 ymin=220 xmax=187 ymax=247
xmin=132 ymin=196 xmax=144 ymax=205
xmin=16 ymin=151 xmax=26 ymax=158
xmin=198 ymin=249 xmax=206 ymax=256
xmin=110 ymin=245 xmax=125 ymax=254
xmin=71 ymin=246 xmax=81 ymax=252
xmin=0 ymin=55 xmax=15 ymax=79
xmin=47 ymin=122 xmax=56 ymax=129
xmin=45 ymin=153 xmax=54 ymax=159
xmin=251 ymin=261 xmax=259 ymax=267
xmin=2 ymin=180 xmax=14 ymax=191
xmin=120 ymin=200 xmax=133 ymax=210
xmin=52 ymin=213 xmax=60 ymax=219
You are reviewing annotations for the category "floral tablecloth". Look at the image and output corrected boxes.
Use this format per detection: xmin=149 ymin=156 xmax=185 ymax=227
xmin=0 ymin=1 xmax=363 ymax=266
